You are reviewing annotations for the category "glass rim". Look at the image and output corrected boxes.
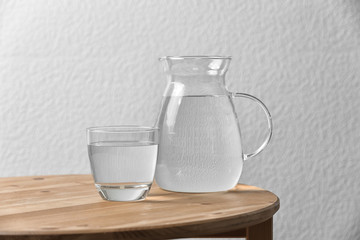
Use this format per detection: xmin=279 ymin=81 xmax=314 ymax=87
xmin=159 ymin=55 xmax=232 ymax=61
xmin=87 ymin=125 xmax=158 ymax=133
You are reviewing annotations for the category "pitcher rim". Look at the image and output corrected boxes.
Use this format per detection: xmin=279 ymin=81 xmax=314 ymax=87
xmin=159 ymin=55 xmax=232 ymax=61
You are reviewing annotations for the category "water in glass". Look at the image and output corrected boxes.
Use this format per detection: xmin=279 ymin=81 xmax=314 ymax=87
xmin=88 ymin=141 xmax=158 ymax=201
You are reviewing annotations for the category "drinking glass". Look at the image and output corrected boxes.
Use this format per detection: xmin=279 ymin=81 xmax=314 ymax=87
xmin=87 ymin=126 xmax=158 ymax=201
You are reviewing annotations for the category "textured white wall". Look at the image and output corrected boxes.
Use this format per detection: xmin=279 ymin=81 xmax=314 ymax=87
xmin=1 ymin=0 xmax=360 ymax=239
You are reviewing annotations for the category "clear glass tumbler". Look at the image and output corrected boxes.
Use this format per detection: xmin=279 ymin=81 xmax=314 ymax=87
xmin=87 ymin=126 xmax=158 ymax=201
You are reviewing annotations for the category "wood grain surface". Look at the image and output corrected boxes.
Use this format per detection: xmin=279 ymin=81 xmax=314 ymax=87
xmin=0 ymin=175 xmax=279 ymax=240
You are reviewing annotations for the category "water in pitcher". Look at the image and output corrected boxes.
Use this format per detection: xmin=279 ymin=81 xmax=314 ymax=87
xmin=155 ymin=95 xmax=244 ymax=192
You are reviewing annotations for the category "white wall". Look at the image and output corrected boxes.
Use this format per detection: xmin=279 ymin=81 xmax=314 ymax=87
xmin=1 ymin=1 xmax=360 ymax=239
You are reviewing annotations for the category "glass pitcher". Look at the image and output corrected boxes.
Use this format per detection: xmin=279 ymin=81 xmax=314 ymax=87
xmin=155 ymin=56 xmax=273 ymax=193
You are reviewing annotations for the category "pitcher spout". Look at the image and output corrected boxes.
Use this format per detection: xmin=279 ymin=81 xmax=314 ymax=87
xmin=159 ymin=56 xmax=231 ymax=96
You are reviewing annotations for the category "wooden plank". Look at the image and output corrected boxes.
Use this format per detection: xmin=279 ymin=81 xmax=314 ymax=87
xmin=0 ymin=175 xmax=279 ymax=240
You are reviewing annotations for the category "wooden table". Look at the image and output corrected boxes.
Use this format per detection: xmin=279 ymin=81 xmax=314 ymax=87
xmin=0 ymin=175 xmax=279 ymax=240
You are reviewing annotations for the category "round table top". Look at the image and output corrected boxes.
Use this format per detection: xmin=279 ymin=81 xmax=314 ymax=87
xmin=0 ymin=175 xmax=279 ymax=240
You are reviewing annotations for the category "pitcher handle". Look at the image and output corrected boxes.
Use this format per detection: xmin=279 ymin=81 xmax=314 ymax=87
xmin=231 ymin=92 xmax=273 ymax=161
